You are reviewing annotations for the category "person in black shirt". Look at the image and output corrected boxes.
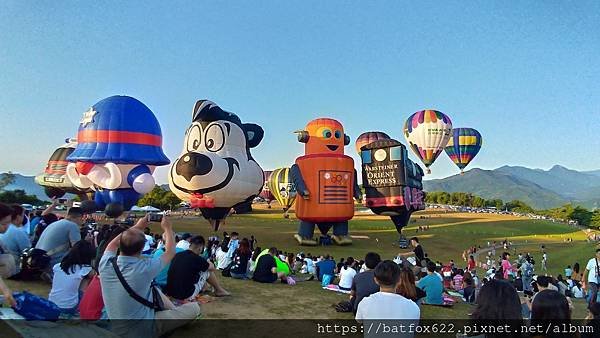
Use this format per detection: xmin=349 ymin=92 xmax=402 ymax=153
xmin=252 ymin=247 xmax=285 ymax=283
xmin=165 ymin=235 xmax=230 ymax=301
xmin=397 ymin=237 xmax=426 ymax=267
xmin=351 ymin=252 xmax=381 ymax=314
xmin=230 ymin=238 xmax=252 ymax=279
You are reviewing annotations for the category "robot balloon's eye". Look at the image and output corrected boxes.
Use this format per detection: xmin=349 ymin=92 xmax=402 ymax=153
xmin=334 ymin=130 xmax=342 ymax=139
xmin=322 ymin=129 xmax=332 ymax=139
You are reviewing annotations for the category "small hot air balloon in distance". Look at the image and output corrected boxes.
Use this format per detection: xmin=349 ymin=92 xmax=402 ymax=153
xmin=355 ymin=131 xmax=390 ymax=155
xmin=259 ymin=170 xmax=275 ymax=208
xmin=403 ymin=110 xmax=452 ymax=174
xmin=444 ymin=128 xmax=482 ymax=175
xmin=268 ymin=167 xmax=297 ymax=218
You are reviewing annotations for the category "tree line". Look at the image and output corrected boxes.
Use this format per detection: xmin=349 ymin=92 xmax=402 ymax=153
xmin=425 ymin=191 xmax=600 ymax=228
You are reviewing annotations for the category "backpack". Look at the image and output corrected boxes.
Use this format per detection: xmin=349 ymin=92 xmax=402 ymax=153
xmin=524 ymin=263 xmax=533 ymax=277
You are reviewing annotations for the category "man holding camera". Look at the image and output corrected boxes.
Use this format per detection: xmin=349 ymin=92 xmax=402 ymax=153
xmin=99 ymin=214 xmax=200 ymax=337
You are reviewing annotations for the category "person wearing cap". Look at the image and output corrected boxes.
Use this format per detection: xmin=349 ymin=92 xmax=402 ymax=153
xmin=176 ymin=233 xmax=192 ymax=250
xmin=65 ymin=96 xmax=170 ymax=217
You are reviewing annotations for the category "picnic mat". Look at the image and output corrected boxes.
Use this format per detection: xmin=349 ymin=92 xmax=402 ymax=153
xmin=0 ymin=308 xmax=117 ymax=338
xmin=322 ymin=284 xmax=352 ymax=294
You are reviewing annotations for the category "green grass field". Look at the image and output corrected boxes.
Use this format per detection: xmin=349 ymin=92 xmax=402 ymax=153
xmin=4 ymin=205 xmax=597 ymax=330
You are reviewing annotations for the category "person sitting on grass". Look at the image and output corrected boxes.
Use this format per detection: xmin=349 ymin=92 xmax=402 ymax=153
xmin=316 ymin=254 xmax=335 ymax=282
xmin=252 ymin=247 xmax=286 ymax=283
xmin=462 ymin=271 xmax=476 ymax=303
xmin=215 ymin=240 xmax=231 ymax=270
xmin=99 ymin=215 xmax=200 ymax=337
xmin=230 ymin=238 xmax=252 ymax=280
xmin=0 ymin=204 xmax=31 ymax=276
xmin=417 ymin=261 xmax=444 ymax=305
xmin=338 ymin=257 xmax=356 ymax=291
xmin=530 ymin=290 xmax=572 ymax=338
xmin=466 ymin=279 xmax=523 ymax=337
xmin=48 ymin=240 xmax=96 ymax=315
xmin=165 ymin=235 xmax=230 ymax=301
xmin=453 ymin=269 xmax=464 ymax=292
xmin=152 ymin=233 xmax=185 ymax=289
xmin=350 ymin=252 xmax=381 ymax=314
xmin=249 ymin=246 xmax=262 ymax=273
xmin=396 ymin=266 xmax=426 ymax=304
xmin=355 ymin=260 xmax=420 ymax=328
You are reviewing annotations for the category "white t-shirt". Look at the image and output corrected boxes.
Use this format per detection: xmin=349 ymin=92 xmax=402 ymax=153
xmin=338 ymin=267 xmax=357 ymax=289
xmin=176 ymin=239 xmax=190 ymax=250
xmin=143 ymin=234 xmax=154 ymax=252
xmin=48 ymin=263 xmax=92 ymax=309
xmin=356 ymin=292 xmax=420 ymax=333
xmin=586 ymin=258 xmax=600 ymax=284
xmin=215 ymin=247 xmax=231 ymax=269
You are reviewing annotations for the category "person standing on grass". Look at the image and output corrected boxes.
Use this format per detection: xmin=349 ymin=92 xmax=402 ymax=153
xmin=542 ymin=251 xmax=548 ymax=271
xmin=501 ymin=252 xmax=516 ymax=280
xmin=397 ymin=237 xmax=425 ymax=268
xmin=582 ymin=248 xmax=600 ymax=306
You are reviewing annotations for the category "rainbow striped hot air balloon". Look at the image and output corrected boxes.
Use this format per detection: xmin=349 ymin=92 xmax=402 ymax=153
xmin=403 ymin=110 xmax=453 ymax=174
xmin=445 ymin=128 xmax=482 ymax=174
xmin=267 ymin=167 xmax=297 ymax=218
xmin=355 ymin=131 xmax=391 ymax=154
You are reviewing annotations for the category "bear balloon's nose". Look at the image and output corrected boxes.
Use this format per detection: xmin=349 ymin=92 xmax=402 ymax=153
xmin=177 ymin=152 xmax=213 ymax=181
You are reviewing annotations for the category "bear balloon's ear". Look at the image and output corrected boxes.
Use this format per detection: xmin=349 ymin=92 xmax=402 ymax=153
xmin=243 ymin=124 xmax=264 ymax=148
xmin=344 ymin=134 xmax=351 ymax=146
xmin=295 ymin=130 xmax=309 ymax=143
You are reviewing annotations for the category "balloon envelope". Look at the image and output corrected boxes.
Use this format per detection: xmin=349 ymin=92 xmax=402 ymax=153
xmin=355 ymin=131 xmax=390 ymax=154
xmin=35 ymin=139 xmax=94 ymax=199
xmin=268 ymin=167 xmax=297 ymax=210
xmin=259 ymin=170 xmax=275 ymax=202
xmin=445 ymin=128 xmax=482 ymax=173
xmin=403 ymin=110 xmax=452 ymax=173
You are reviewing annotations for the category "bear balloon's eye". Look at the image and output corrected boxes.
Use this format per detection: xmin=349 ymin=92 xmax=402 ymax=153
xmin=186 ymin=125 xmax=202 ymax=152
xmin=334 ymin=130 xmax=342 ymax=139
xmin=322 ymin=129 xmax=333 ymax=139
xmin=205 ymin=124 xmax=225 ymax=152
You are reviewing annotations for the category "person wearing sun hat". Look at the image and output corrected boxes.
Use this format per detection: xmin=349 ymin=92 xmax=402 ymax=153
xmin=66 ymin=95 xmax=170 ymax=217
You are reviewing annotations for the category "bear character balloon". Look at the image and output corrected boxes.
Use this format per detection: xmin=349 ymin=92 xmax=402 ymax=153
xmin=359 ymin=138 xmax=426 ymax=235
xmin=291 ymin=118 xmax=361 ymax=246
xmin=35 ymin=138 xmax=94 ymax=200
xmin=66 ymin=96 xmax=170 ymax=217
xmin=169 ymin=100 xmax=264 ymax=231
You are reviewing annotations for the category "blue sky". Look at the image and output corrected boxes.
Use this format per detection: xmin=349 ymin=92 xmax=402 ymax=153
xmin=1 ymin=1 xmax=599 ymax=183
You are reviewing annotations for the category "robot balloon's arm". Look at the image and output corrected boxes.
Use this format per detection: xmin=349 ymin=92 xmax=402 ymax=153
xmin=290 ymin=164 xmax=310 ymax=199
xmin=128 ymin=165 xmax=155 ymax=194
xmin=353 ymin=169 xmax=362 ymax=201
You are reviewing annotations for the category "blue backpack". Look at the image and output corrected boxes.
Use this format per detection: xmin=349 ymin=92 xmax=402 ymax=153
xmin=12 ymin=291 xmax=61 ymax=321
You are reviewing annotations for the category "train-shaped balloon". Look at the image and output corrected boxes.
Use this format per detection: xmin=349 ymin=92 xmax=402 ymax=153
xmin=35 ymin=139 xmax=94 ymax=200
xmin=359 ymin=137 xmax=426 ymax=234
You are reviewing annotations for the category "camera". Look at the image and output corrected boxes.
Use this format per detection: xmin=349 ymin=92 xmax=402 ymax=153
xmin=148 ymin=213 xmax=163 ymax=222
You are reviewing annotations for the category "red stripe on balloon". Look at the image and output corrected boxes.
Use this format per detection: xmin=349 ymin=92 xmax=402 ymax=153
xmin=77 ymin=130 xmax=162 ymax=146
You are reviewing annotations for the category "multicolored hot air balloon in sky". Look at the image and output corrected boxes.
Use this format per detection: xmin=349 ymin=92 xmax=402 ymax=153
xmin=403 ymin=110 xmax=452 ymax=174
xmin=355 ymin=131 xmax=390 ymax=154
xmin=268 ymin=167 xmax=297 ymax=217
xmin=444 ymin=128 xmax=482 ymax=174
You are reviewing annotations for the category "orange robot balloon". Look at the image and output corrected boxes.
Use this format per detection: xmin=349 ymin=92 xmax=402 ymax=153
xmin=291 ymin=118 xmax=361 ymax=246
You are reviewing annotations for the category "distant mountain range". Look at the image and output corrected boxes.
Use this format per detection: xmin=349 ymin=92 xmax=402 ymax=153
xmin=423 ymin=165 xmax=600 ymax=209
xmin=2 ymin=174 xmax=49 ymax=201
xmin=4 ymin=165 xmax=600 ymax=210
